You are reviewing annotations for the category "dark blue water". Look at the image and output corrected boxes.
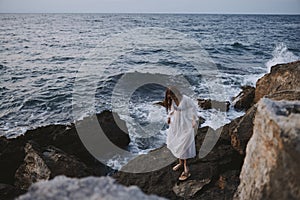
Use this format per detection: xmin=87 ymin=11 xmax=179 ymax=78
xmin=1 ymin=14 xmax=299 ymax=163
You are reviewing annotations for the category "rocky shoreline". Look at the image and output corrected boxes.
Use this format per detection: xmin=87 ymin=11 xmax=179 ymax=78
xmin=1 ymin=61 xmax=299 ymax=200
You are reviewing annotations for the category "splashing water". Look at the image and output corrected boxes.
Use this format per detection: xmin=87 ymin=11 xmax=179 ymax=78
xmin=266 ymin=43 xmax=299 ymax=72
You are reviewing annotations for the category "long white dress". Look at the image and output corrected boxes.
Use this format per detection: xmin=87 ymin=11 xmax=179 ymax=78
xmin=166 ymin=95 xmax=198 ymax=159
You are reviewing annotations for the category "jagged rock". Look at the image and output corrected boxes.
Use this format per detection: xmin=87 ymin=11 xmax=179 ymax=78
xmin=97 ymin=110 xmax=130 ymax=148
xmin=229 ymin=106 xmax=256 ymax=155
xmin=14 ymin=143 xmax=51 ymax=190
xmin=173 ymin=179 xmax=211 ymax=198
xmin=14 ymin=142 xmax=92 ymax=190
xmin=198 ymin=98 xmax=230 ymax=112
xmin=0 ymin=110 xmax=130 ymax=199
xmin=234 ymin=98 xmax=300 ymax=200
xmin=254 ymin=60 xmax=300 ymax=103
xmin=41 ymin=145 xmax=92 ymax=178
xmin=0 ymin=183 xmax=26 ymax=200
xmin=113 ymin=122 xmax=246 ymax=199
xmin=233 ymin=86 xmax=255 ymax=111
xmin=266 ymin=90 xmax=300 ymax=101
xmin=17 ymin=176 xmax=166 ymax=200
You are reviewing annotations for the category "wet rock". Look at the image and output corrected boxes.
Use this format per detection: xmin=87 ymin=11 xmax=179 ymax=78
xmin=0 ymin=183 xmax=26 ymax=200
xmin=41 ymin=145 xmax=92 ymax=178
xmin=254 ymin=60 xmax=300 ymax=103
xmin=97 ymin=110 xmax=130 ymax=148
xmin=229 ymin=106 xmax=256 ymax=155
xmin=17 ymin=176 xmax=166 ymax=200
xmin=14 ymin=143 xmax=51 ymax=190
xmin=113 ymin=121 xmax=246 ymax=199
xmin=234 ymin=98 xmax=300 ymax=200
xmin=0 ymin=136 xmax=26 ymax=185
xmin=233 ymin=86 xmax=255 ymax=111
xmin=198 ymin=98 xmax=230 ymax=112
xmin=0 ymin=110 xmax=130 ymax=199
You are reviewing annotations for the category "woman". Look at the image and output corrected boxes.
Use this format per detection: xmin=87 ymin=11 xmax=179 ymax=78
xmin=165 ymin=86 xmax=198 ymax=181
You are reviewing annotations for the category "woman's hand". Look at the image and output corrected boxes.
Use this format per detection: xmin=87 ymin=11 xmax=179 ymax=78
xmin=192 ymin=116 xmax=196 ymax=128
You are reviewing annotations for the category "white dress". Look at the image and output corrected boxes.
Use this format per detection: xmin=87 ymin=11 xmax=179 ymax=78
xmin=166 ymin=95 xmax=198 ymax=159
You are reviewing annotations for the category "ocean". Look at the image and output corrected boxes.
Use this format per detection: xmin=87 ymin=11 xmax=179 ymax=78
xmin=1 ymin=14 xmax=299 ymax=169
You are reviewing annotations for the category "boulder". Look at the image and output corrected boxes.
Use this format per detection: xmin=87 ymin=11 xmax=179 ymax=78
xmin=14 ymin=143 xmax=51 ymax=190
xmin=254 ymin=60 xmax=300 ymax=103
xmin=198 ymin=99 xmax=230 ymax=112
xmin=0 ymin=110 xmax=130 ymax=199
xmin=0 ymin=183 xmax=26 ymax=200
xmin=229 ymin=106 xmax=256 ymax=155
xmin=113 ymin=121 xmax=247 ymax=199
xmin=233 ymin=86 xmax=255 ymax=111
xmin=17 ymin=176 xmax=166 ymax=200
xmin=234 ymin=98 xmax=300 ymax=200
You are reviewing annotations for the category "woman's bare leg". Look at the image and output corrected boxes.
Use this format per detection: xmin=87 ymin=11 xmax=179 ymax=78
xmin=183 ymin=159 xmax=189 ymax=173
xmin=173 ymin=159 xmax=183 ymax=171
xmin=179 ymin=159 xmax=183 ymax=165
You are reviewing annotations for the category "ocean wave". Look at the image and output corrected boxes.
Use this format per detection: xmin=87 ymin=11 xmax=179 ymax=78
xmin=265 ymin=43 xmax=299 ymax=72
xmin=231 ymin=42 xmax=250 ymax=50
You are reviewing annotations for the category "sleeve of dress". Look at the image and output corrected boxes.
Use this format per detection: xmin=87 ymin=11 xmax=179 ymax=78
xmin=189 ymin=98 xmax=199 ymax=120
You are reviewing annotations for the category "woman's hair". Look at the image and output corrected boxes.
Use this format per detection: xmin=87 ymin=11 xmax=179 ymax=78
xmin=165 ymin=86 xmax=182 ymax=113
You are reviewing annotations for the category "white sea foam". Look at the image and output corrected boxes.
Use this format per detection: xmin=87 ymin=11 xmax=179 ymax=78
xmin=266 ymin=43 xmax=299 ymax=72
xmin=242 ymin=43 xmax=299 ymax=87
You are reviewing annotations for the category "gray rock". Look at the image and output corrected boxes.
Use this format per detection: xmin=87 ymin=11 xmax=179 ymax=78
xmin=173 ymin=178 xmax=211 ymax=198
xmin=17 ymin=176 xmax=166 ymax=200
xmin=234 ymin=98 xmax=300 ymax=200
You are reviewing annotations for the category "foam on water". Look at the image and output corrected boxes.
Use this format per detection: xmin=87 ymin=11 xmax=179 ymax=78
xmin=266 ymin=43 xmax=299 ymax=72
xmin=241 ymin=43 xmax=299 ymax=87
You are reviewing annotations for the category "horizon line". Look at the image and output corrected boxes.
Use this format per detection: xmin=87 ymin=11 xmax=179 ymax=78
xmin=0 ymin=12 xmax=300 ymax=15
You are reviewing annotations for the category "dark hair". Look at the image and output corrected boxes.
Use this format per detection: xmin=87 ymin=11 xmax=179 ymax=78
xmin=164 ymin=86 xmax=182 ymax=113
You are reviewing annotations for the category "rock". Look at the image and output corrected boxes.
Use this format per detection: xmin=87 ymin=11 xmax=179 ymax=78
xmin=173 ymin=179 xmax=211 ymax=198
xmin=17 ymin=176 xmax=166 ymax=200
xmin=0 ymin=183 xmax=26 ymax=200
xmin=233 ymin=86 xmax=255 ymax=111
xmin=266 ymin=90 xmax=300 ymax=101
xmin=0 ymin=110 xmax=130 ymax=199
xmin=254 ymin=60 xmax=300 ymax=103
xmin=120 ymin=145 xmax=176 ymax=173
xmin=41 ymin=145 xmax=92 ymax=178
xmin=14 ymin=142 xmax=93 ymax=190
xmin=0 ymin=136 xmax=26 ymax=185
xmin=234 ymin=98 xmax=300 ymax=200
xmin=113 ymin=122 xmax=247 ymax=199
xmin=229 ymin=106 xmax=256 ymax=155
xmin=97 ymin=110 xmax=130 ymax=148
xmin=14 ymin=142 xmax=51 ymax=190
xmin=198 ymin=98 xmax=230 ymax=112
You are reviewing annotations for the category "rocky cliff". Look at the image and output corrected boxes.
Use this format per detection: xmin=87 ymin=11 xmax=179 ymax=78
xmin=1 ymin=60 xmax=300 ymax=200
xmin=234 ymin=98 xmax=300 ymax=200
xmin=0 ymin=111 xmax=130 ymax=199
xmin=254 ymin=60 xmax=300 ymax=103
